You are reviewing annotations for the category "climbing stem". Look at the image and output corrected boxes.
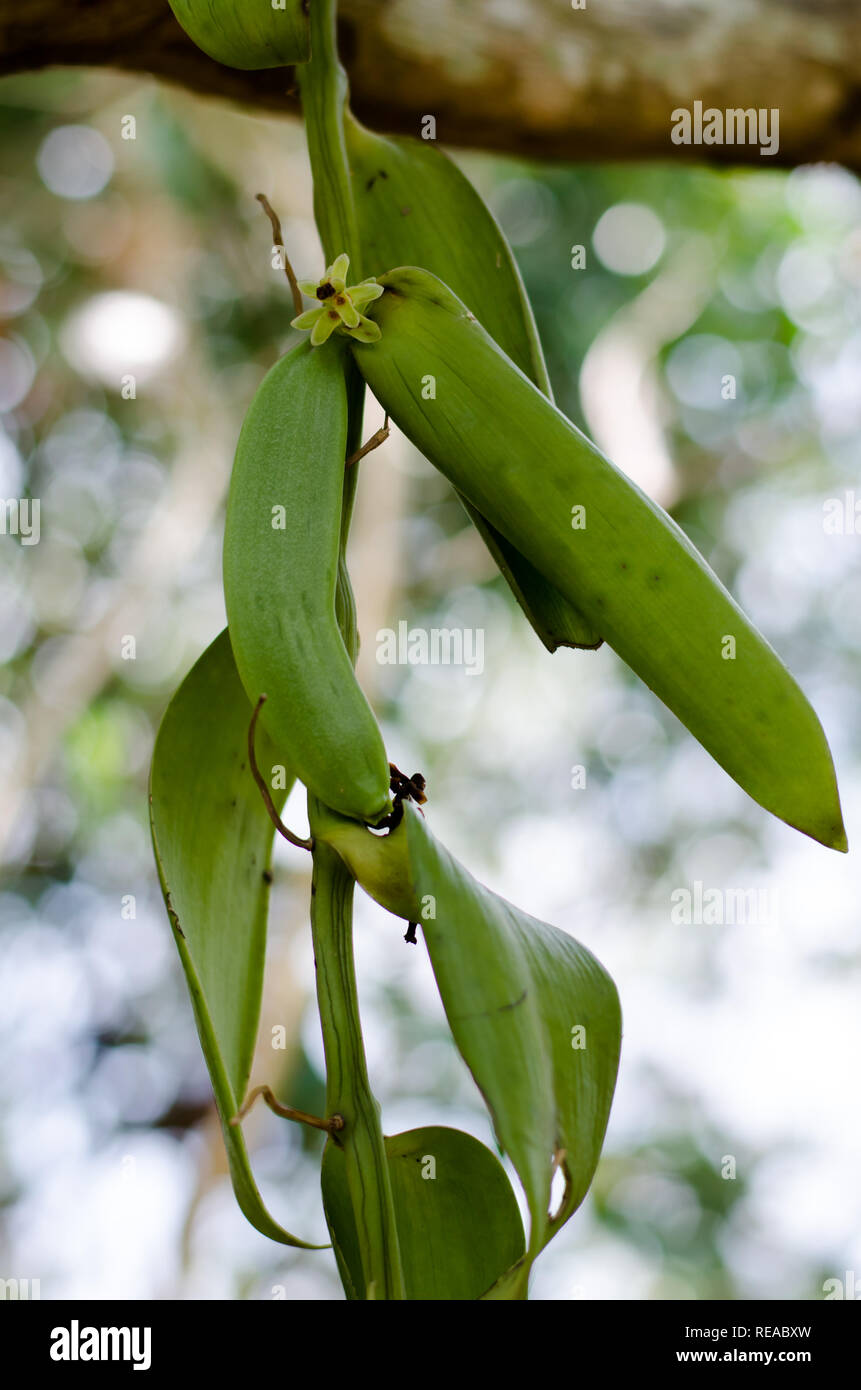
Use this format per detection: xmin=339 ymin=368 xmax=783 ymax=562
xmin=308 ymin=815 xmax=405 ymax=1299
xmin=335 ymin=361 xmax=366 ymax=653
xmin=300 ymin=0 xmax=402 ymax=1298
xmin=301 ymin=0 xmax=366 ymax=654
xmin=298 ymin=0 xmax=361 ymax=272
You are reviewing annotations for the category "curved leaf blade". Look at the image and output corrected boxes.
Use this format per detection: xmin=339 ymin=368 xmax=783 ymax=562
xmin=322 ymin=1126 xmax=526 ymax=1300
xmin=150 ymin=629 xmax=322 ymax=1248
xmin=355 ymin=268 xmax=847 ymax=853
xmin=167 ymin=0 xmax=311 ymax=70
xmin=315 ymin=803 xmax=622 ymax=1259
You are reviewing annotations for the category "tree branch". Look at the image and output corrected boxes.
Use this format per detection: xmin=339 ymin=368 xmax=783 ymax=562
xmin=2 ymin=1 xmax=861 ymax=167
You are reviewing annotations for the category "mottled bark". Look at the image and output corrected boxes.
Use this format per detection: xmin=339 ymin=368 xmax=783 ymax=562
xmin=2 ymin=0 xmax=861 ymax=166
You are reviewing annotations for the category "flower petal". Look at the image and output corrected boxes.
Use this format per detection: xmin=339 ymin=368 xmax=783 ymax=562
xmin=349 ymin=315 xmax=382 ymax=343
xmin=349 ymin=281 xmax=384 ymax=309
xmin=310 ymin=309 xmax=341 ymax=345
xmin=336 ymin=298 xmax=361 ymax=328
xmin=291 ymin=307 xmax=323 ymax=331
xmin=298 ymin=280 xmax=319 ymax=298
xmin=329 ymin=253 xmax=350 ymax=289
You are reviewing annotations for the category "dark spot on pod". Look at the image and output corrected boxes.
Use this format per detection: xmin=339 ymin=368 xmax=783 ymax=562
xmin=262 ymin=870 xmax=273 ymax=885
xmin=316 ymin=283 xmax=336 ymax=300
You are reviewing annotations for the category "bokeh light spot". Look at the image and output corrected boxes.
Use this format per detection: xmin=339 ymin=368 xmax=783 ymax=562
xmin=36 ymin=125 xmax=115 ymax=201
xmin=593 ymin=202 xmax=666 ymax=276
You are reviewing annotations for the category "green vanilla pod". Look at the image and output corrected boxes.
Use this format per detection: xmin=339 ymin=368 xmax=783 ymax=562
xmin=352 ymin=268 xmax=846 ymax=851
xmin=344 ymin=113 xmax=600 ymax=651
xmin=223 ymin=339 xmax=391 ymax=824
xmin=168 ymin=0 xmax=310 ymax=70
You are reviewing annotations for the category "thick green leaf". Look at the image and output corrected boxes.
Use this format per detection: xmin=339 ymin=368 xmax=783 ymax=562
xmin=356 ymin=268 xmax=847 ymax=853
xmin=314 ymin=803 xmax=622 ymax=1260
xmin=346 ymin=114 xmax=550 ymax=390
xmin=168 ymin=0 xmax=311 ymax=70
xmin=150 ymin=629 xmax=322 ymax=1248
xmin=345 ymin=112 xmax=600 ymax=652
xmin=322 ymin=1126 xmax=526 ymax=1299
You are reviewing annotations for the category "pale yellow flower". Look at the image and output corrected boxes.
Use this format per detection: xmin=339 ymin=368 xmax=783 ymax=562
xmin=291 ymin=254 xmax=383 ymax=345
